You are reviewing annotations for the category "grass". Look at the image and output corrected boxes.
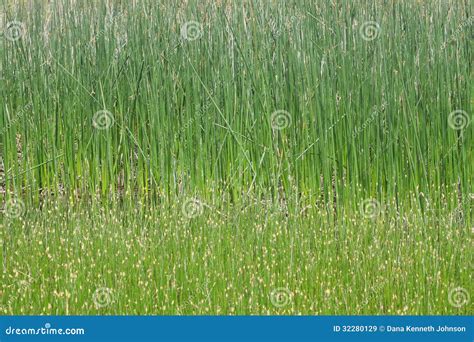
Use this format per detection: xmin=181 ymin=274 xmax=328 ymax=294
xmin=1 ymin=0 xmax=472 ymax=315
xmin=2 ymin=197 xmax=472 ymax=315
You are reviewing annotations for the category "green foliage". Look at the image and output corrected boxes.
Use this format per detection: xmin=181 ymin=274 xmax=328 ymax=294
xmin=0 ymin=0 xmax=472 ymax=315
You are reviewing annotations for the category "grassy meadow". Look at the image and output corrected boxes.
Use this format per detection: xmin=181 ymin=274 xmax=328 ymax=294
xmin=0 ymin=0 xmax=472 ymax=315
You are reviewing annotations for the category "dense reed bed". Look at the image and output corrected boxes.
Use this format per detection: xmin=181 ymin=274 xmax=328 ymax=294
xmin=1 ymin=0 xmax=472 ymax=314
